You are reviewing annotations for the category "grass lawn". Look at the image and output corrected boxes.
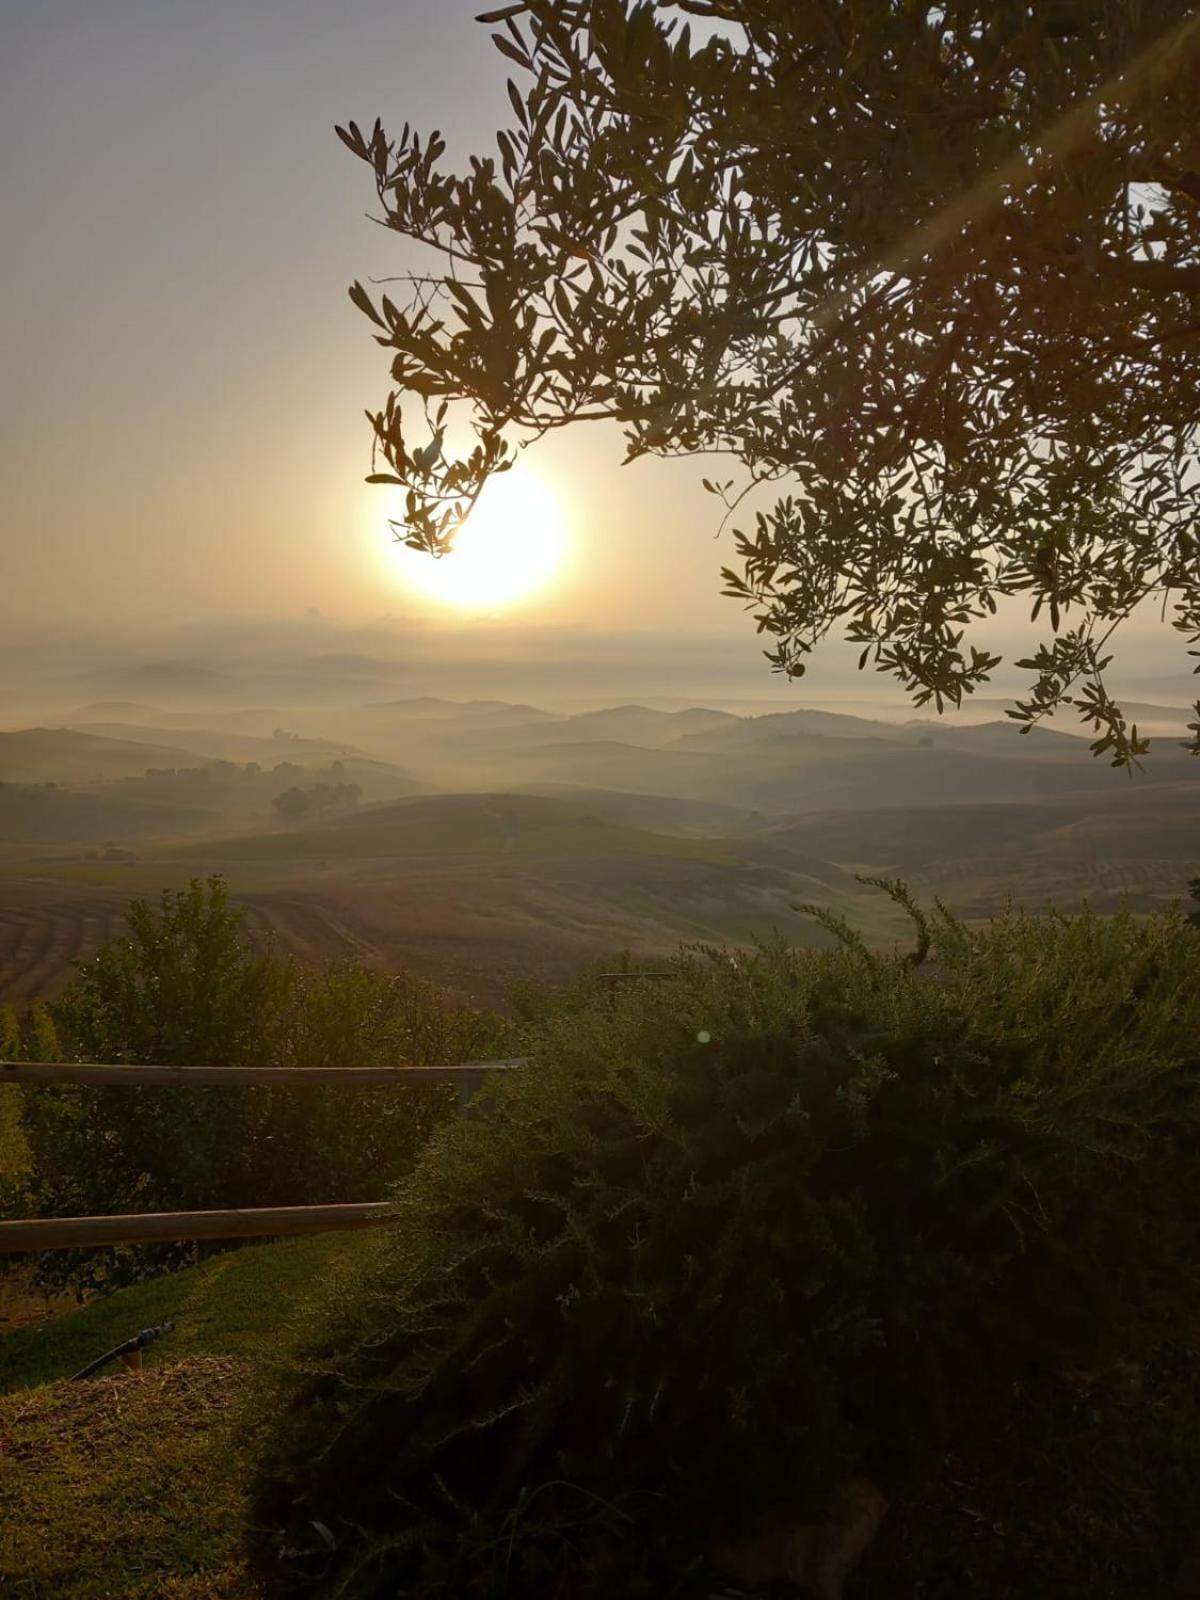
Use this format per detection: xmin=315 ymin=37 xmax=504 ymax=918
xmin=0 ymin=1233 xmax=353 ymax=1395
xmin=0 ymin=1235 xmax=367 ymax=1599
xmin=1 ymin=1356 xmax=256 ymax=1599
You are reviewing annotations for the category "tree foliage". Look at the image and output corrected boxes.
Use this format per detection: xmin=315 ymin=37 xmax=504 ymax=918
xmin=340 ymin=0 xmax=1200 ymax=763
xmin=271 ymin=781 xmax=363 ymax=823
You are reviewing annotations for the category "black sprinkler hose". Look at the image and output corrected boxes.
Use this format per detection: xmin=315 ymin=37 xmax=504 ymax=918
xmin=71 ymin=1320 xmax=176 ymax=1381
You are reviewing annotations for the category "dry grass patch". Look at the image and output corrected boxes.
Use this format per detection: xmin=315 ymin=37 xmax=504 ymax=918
xmin=0 ymin=1357 xmax=260 ymax=1599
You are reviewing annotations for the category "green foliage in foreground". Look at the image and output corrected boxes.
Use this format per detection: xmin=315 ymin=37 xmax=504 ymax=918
xmin=14 ymin=878 xmax=513 ymax=1292
xmin=251 ymin=902 xmax=1200 ymax=1597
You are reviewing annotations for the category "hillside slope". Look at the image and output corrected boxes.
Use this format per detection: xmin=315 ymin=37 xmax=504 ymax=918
xmin=0 ymin=728 xmax=203 ymax=784
xmin=174 ymin=792 xmax=737 ymax=864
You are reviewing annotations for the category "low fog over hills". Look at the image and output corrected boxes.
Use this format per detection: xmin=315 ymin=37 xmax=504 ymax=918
xmin=1 ymin=637 xmax=1196 ymax=1006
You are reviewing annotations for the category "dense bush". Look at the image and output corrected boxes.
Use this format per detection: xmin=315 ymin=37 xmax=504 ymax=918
xmin=251 ymin=900 xmax=1200 ymax=1598
xmin=17 ymin=878 xmax=512 ymax=1289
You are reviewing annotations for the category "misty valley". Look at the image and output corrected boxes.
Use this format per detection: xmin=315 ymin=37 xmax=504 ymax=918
xmin=2 ymin=674 xmax=1199 ymax=1008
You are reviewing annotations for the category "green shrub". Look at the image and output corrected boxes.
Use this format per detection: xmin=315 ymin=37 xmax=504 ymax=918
xmin=0 ymin=1001 xmax=59 ymax=1215
xmin=18 ymin=878 xmax=512 ymax=1290
xmin=250 ymin=901 xmax=1200 ymax=1598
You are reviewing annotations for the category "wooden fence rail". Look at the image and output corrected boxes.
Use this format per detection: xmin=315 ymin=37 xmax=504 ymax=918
xmin=0 ymin=1059 xmax=526 ymax=1088
xmin=1 ymin=1057 xmax=522 ymax=1251
xmin=0 ymin=1203 xmax=390 ymax=1254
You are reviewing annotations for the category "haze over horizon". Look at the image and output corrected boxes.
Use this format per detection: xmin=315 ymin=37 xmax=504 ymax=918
xmin=1 ymin=0 xmax=1184 ymax=716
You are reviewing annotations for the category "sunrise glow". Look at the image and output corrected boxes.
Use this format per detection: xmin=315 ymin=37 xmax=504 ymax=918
xmin=387 ymin=471 xmax=566 ymax=611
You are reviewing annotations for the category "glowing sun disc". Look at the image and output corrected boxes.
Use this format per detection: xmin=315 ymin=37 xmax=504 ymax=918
xmin=389 ymin=471 xmax=565 ymax=610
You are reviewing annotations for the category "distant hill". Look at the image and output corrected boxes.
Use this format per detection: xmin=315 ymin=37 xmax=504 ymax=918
xmin=668 ymin=710 xmax=1125 ymax=761
xmin=748 ymin=803 xmax=1083 ymax=868
xmin=744 ymin=791 xmax=1200 ymax=921
xmin=364 ymin=703 xmax=560 ymax=747
xmin=369 ymin=697 xmax=555 ymax=725
xmin=66 ymin=700 xmax=163 ymax=721
xmin=908 ymin=699 xmax=1195 ymax=736
xmin=666 ymin=707 xmax=911 ymax=750
xmin=88 ymin=660 xmax=232 ymax=692
xmin=0 ymin=784 xmax=210 ymax=846
xmin=513 ymin=784 xmax=760 ymax=836
xmin=0 ymin=728 xmax=204 ymax=784
xmin=345 ymin=702 xmax=740 ymax=775
xmin=930 ymin=719 xmax=1196 ymax=763
xmin=66 ymin=720 xmax=365 ymax=766
xmin=543 ymin=705 xmax=736 ymax=748
xmin=491 ymin=728 xmax=1200 ymax=811
xmin=158 ymin=707 xmax=314 ymax=735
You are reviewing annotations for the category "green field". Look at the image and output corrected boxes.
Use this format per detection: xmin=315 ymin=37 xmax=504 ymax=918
xmin=172 ymin=794 xmax=737 ymax=866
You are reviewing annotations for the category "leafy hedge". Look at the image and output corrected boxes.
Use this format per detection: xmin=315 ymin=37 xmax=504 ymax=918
xmin=251 ymin=900 xmax=1200 ymax=1597
xmin=12 ymin=879 xmax=512 ymax=1290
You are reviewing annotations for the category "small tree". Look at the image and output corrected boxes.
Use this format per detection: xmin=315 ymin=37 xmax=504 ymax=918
xmin=23 ymin=879 xmax=294 ymax=1285
xmin=55 ymin=876 xmax=287 ymax=1070
xmin=339 ymin=0 xmax=1200 ymax=763
xmin=19 ymin=878 xmax=513 ymax=1290
xmin=272 ymin=786 xmax=313 ymax=823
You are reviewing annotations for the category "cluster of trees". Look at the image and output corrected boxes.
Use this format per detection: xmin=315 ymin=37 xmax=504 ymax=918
xmin=271 ymin=780 xmax=363 ymax=823
xmin=123 ymin=758 xmax=365 ymax=814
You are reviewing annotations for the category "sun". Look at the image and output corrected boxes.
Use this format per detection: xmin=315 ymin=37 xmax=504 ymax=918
xmin=387 ymin=470 xmax=565 ymax=611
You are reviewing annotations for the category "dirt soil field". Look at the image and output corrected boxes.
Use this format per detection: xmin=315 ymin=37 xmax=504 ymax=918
xmin=0 ymin=854 xmax=827 ymax=1009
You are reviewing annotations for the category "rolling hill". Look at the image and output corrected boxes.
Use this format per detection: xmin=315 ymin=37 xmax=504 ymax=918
xmin=3 ymin=692 xmax=1196 ymax=1005
xmin=0 ymin=728 xmax=203 ymax=784
xmin=513 ymin=784 xmax=760 ymax=836
xmin=64 ymin=720 xmax=364 ymax=766
xmin=485 ymin=730 xmax=1196 ymax=811
xmin=0 ymin=785 xmax=210 ymax=847
xmin=174 ymin=792 xmax=737 ymax=865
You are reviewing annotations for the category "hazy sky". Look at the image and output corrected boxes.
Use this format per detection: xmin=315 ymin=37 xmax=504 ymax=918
xmin=0 ymin=1 xmax=1186 ymax=707
xmin=0 ymin=0 xmax=752 ymax=643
